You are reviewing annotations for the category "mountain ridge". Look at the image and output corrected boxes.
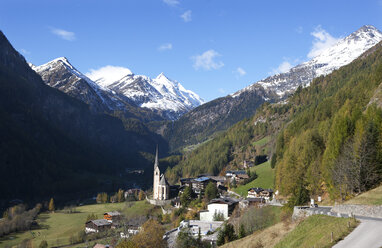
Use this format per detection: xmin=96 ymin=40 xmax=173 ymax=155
xmin=163 ymin=25 xmax=382 ymax=151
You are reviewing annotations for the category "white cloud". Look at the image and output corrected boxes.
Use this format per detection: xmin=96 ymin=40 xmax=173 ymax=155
xmin=50 ymin=27 xmax=76 ymax=41
xmin=235 ymin=67 xmax=246 ymax=77
xmin=218 ymin=88 xmax=226 ymax=94
xmin=181 ymin=10 xmax=192 ymax=22
xmin=308 ymin=25 xmax=339 ymax=58
xmin=158 ymin=43 xmax=173 ymax=51
xmin=192 ymin=49 xmax=224 ymax=71
xmin=295 ymin=26 xmax=303 ymax=34
xmin=271 ymin=61 xmax=293 ymax=74
xmin=163 ymin=0 xmax=179 ymax=6
xmin=85 ymin=65 xmax=133 ymax=87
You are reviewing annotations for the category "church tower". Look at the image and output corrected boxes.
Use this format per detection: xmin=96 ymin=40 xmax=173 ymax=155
xmin=153 ymin=145 xmax=161 ymax=200
xmin=153 ymin=145 xmax=170 ymax=200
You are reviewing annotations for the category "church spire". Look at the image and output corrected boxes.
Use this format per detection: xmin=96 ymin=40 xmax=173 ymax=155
xmin=154 ymin=144 xmax=159 ymax=168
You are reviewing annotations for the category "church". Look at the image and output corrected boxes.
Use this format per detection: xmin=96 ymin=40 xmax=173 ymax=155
xmin=153 ymin=146 xmax=170 ymax=200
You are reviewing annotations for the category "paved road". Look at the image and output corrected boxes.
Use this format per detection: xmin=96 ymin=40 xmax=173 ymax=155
xmin=333 ymin=218 xmax=382 ymax=248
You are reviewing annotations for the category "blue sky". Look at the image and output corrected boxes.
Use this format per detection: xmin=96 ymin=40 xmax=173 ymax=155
xmin=1 ymin=0 xmax=382 ymax=101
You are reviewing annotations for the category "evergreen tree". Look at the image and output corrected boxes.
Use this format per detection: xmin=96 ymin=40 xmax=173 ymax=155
xmin=180 ymin=187 xmax=192 ymax=207
xmin=204 ymin=182 xmax=218 ymax=202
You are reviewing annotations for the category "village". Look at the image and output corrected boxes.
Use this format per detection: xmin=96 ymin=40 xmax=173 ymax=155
xmin=84 ymin=147 xmax=277 ymax=248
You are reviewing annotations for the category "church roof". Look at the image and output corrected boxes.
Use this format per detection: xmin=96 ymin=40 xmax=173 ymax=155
xmin=159 ymin=174 xmax=169 ymax=186
xmin=154 ymin=145 xmax=159 ymax=169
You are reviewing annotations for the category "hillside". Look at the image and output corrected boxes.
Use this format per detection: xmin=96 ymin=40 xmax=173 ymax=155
xmin=0 ymin=31 xmax=166 ymax=207
xmin=166 ymin=40 xmax=382 ymax=203
xmin=162 ymin=25 xmax=382 ymax=152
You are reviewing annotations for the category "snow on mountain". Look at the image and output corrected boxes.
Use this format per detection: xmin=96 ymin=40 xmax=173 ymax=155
xmin=31 ymin=57 xmax=128 ymax=112
xmin=105 ymin=72 xmax=205 ymax=120
xmin=31 ymin=58 xmax=204 ymax=120
xmin=232 ymin=25 xmax=382 ymax=99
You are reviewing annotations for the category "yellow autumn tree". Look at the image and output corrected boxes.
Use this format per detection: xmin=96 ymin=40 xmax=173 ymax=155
xmin=48 ymin=198 xmax=55 ymax=212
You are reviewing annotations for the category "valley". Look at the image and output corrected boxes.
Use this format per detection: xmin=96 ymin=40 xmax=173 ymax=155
xmin=1 ymin=3 xmax=382 ymax=246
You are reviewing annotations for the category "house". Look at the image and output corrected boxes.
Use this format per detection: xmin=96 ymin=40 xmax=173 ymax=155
xmin=192 ymin=177 xmax=216 ymax=195
xmin=247 ymin=187 xmax=264 ymax=198
xmin=234 ymin=173 xmax=249 ymax=183
xmin=103 ymin=211 xmax=121 ymax=223
xmin=85 ymin=219 xmax=112 ymax=233
xmin=247 ymin=188 xmax=273 ymax=200
xmin=164 ymin=220 xmax=224 ymax=247
xmin=207 ymin=176 xmax=226 ymax=186
xmin=199 ymin=197 xmax=239 ymax=221
xmin=226 ymin=170 xmax=247 ymax=180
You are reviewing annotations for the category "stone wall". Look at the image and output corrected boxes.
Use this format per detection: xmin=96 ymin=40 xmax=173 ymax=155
xmin=332 ymin=204 xmax=382 ymax=218
xmin=292 ymin=206 xmax=313 ymax=220
xmin=146 ymin=196 xmax=172 ymax=206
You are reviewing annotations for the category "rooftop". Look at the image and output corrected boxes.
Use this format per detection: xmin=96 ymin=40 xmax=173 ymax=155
xmin=194 ymin=177 xmax=212 ymax=182
xmin=87 ymin=219 xmax=111 ymax=226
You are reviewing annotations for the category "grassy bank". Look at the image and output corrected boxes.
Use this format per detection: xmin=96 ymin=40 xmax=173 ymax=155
xmin=274 ymin=215 xmax=358 ymax=248
xmin=0 ymin=201 xmax=156 ymax=248
xmin=345 ymin=184 xmax=382 ymax=205
xmin=234 ymin=161 xmax=275 ymax=197
xmin=221 ymin=220 xmax=297 ymax=248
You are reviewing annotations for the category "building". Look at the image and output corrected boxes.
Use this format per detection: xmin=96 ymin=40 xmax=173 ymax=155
xmin=153 ymin=146 xmax=170 ymax=200
xmin=192 ymin=177 xmax=216 ymax=195
xmin=103 ymin=211 xmax=121 ymax=223
xmin=234 ymin=173 xmax=249 ymax=183
xmin=225 ymin=170 xmax=246 ymax=179
xmin=85 ymin=219 xmax=112 ymax=233
xmin=164 ymin=220 xmax=224 ymax=248
xmin=247 ymin=188 xmax=273 ymax=200
xmin=199 ymin=197 xmax=239 ymax=221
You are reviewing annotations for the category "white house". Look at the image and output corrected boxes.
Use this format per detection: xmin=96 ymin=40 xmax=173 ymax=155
xmin=200 ymin=202 xmax=228 ymax=221
xmin=199 ymin=198 xmax=238 ymax=221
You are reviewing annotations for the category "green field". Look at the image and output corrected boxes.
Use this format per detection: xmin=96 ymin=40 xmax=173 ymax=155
xmin=252 ymin=136 xmax=270 ymax=146
xmin=345 ymin=184 xmax=382 ymax=205
xmin=0 ymin=201 xmax=157 ymax=248
xmin=274 ymin=215 xmax=358 ymax=248
xmin=234 ymin=161 xmax=275 ymax=197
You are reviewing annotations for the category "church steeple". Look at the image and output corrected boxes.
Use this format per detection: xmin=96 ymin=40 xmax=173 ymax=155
xmin=154 ymin=144 xmax=159 ymax=169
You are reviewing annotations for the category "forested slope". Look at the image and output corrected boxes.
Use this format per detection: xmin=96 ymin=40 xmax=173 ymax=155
xmin=166 ymin=41 xmax=382 ymax=204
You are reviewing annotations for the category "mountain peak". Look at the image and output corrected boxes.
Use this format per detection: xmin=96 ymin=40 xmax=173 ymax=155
xmin=357 ymin=25 xmax=379 ymax=33
xmin=156 ymin=72 xmax=168 ymax=80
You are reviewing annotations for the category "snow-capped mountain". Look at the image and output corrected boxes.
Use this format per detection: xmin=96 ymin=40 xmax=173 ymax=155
xmin=233 ymin=25 xmax=382 ymax=98
xmin=30 ymin=57 xmax=130 ymax=113
xmin=165 ymin=25 xmax=382 ymax=150
xmin=31 ymin=58 xmax=204 ymax=120
xmin=88 ymin=70 xmax=205 ymax=120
